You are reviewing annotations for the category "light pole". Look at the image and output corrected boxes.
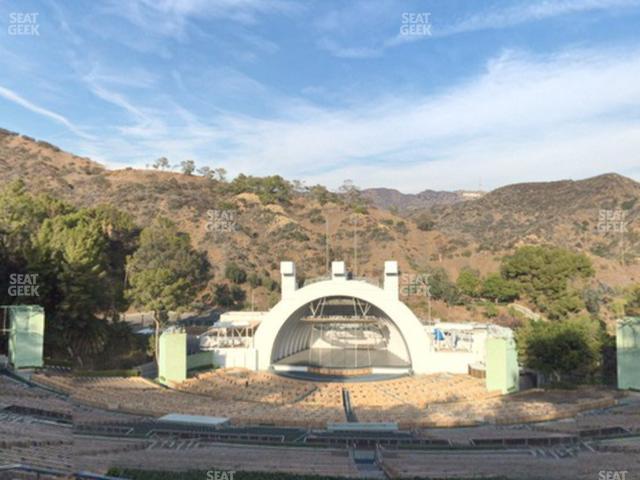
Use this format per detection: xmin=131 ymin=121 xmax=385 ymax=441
xmin=352 ymin=214 xmax=359 ymax=277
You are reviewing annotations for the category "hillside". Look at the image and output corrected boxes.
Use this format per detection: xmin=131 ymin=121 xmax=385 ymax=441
xmin=425 ymin=174 xmax=640 ymax=259
xmin=0 ymin=129 xmax=450 ymax=313
xmin=0 ymin=128 xmax=105 ymax=196
xmin=362 ymin=187 xmax=483 ymax=213
xmin=2 ymin=128 xmax=640 ymax=322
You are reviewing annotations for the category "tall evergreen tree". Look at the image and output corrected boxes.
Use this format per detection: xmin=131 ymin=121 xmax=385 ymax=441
xmin=126 ymin=217 xmax=210 ymax=365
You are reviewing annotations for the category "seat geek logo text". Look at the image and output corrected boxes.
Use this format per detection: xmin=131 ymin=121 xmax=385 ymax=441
xmin=8 ymin=13 xmax=40 ymax=36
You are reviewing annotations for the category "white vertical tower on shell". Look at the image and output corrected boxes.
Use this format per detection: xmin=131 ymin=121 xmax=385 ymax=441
xmin=384 ymin=261 xmax=399 ymax=299
xmin=331 ymin=261 xmax=347 ymax=281
xmin=280 ymin=261 xmax=297 ymax=299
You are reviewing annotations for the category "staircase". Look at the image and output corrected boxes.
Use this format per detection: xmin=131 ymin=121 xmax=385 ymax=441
xmin=342 ymin=388 xmax=358 ymax=422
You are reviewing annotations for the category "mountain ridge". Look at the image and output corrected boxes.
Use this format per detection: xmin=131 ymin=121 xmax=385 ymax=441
xmin=361 ymin=187 xmax=485 ymax=213
xmin=2 ymin=128 xmax=639 ymax=321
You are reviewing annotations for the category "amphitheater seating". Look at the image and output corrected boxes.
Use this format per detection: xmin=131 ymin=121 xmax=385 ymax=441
xmin=72 ymin=437 xmax=149 ymax=456
xmin=0 ymin=376 xmax=72 ymax=415
xmin=0 ymin=418 xmax=71 ymax=446
xmin=176 ymin=371 xmax=500 ymax=410
xmin=74 ymin=443 xmax=360 ymax=477
xmin=72 ymin=405 xmax=149 ymax=426
xmin=177 ymin=369 xmax=318 ymax=404
xmin=380 ymin=449 xmax=561 ymax=479
xmin=1 ymin=371 xmax=636 ymax=480
xmin=30 ymin=371 xmax=620 ymax=429
xmin=349 ymin=373 xmax=499 ymax=408
xmin=298 ymin=382 xmax=344 ymax=408
xmin=379 ymin=448 xmax=640 ymax=479
xmin=32 ymin=372 xmax=345 ymax=428
xmin=531 ymin=402 xmax=640 ymax=435
xmin=0 ymin=442 xmax=73 ymax=472
xmin=0 ymin=411 xmax=73 ymax=473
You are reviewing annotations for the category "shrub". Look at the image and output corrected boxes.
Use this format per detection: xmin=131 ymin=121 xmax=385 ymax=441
xmin=231 ymin=285 xmax=246 ymax=304
xmin=624 ymin=285 xmax=640 ymax=317
xmin=483 ymin=302 xmax=499 ymax=318
xmin=247 ymin=273 xmax=262 ymax=288
xmin=456 ymin=267 xmax=481 ymax=297
xmin=621 ymin=198 xmax=637 ymax=210
xmin=225 ymin=262 xmax=247 ymax=284
xmin=481 ymin=273 xmax=519 ymax=303
xmin=275 ymin=223 xmax=309 ymax=242
xmin=231 ymin=174 xmax=293 ymax=204
xmin=415 ymin=215 xmax=435 ymax=231
xmin=367 ymin=226 xmax=394 ymax=242
xmin=395 ymin=221 xmax=409 ymax=235
xmin=423 ymin=267 xmax=461 ymax=305
xmin=308 ymin=208 xmax=325 ymax=224
xmin=501 ymin=245 xmax=593 ymax=319
xmin=213 ymin=283 xmax=234 ymax=306
xmin=517 ymin=316 xmax=603 ymax=382
xmin=502 ymin=246 xmax=593 ymax=294
xmin=308 ymin=185 xmax=337 ymax=205
xmin=353 ymin=204 xmax=368 ymax=215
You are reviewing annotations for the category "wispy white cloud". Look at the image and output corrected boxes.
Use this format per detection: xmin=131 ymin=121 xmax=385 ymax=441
xmin=67 ymin=45 xmax=640 ymax=191
xmin=47 ymin=0 xmax=84 ymax=46
xmin=314 ymin=0 xmax=396 ymax=58
xmin=102 ymin=0 xmax=300 ymax=38
xmin=438 ymin=0 xmax=640 ymax=36
xmin=316 ymin=38 xmax=382 ymax=59
xmin=83 ymin=64 xmax=158 ymax=89
xmin=228 ymin=46 xmax=640 ymax=190
xmin=0 ymin=85 xmax=93 ymax=140
xmin=322 ymin=0 xmax=640 ymax=58
xmin=85 ymin=0 xmax=294 ymax=61
xmin=138 ymin=0 xmax=299 ymax=22
xmin=3 ymin=0 xmax=639 ymax=192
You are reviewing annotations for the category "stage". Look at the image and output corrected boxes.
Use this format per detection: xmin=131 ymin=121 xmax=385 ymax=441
xmin=272 ymin=348 xmax=411 ymax=377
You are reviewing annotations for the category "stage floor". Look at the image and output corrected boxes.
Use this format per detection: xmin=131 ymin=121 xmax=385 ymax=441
xmin=275 ymin=370 xmax=409 ymax=383
xmin=274 ymin=348 xmax=410 ymax=369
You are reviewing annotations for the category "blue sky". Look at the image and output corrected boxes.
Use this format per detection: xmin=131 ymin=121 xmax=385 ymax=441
xmin=1 ymin=0 xmax=640 ymax=192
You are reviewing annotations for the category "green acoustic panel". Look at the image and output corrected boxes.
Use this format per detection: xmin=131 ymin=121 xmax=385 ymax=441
xmin=158 ymin=331 xmax=187 ymax=385
xmin=617 ymin=317 xmax=640 ymax=390
xmin=7 ymin=305 xmax=44 ymax=369
xmin=485 ymin=336 xmax=519 ymax=394
xmin=187 ymin=351 xmax=216 ymax=370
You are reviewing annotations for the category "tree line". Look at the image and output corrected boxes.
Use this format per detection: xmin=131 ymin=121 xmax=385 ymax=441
xmin=0 ymin=181 xmax=210 ymax=367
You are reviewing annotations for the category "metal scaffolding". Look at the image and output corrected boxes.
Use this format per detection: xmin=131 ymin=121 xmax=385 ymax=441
xmin=306 ymin=297 xmax=388 ymax=369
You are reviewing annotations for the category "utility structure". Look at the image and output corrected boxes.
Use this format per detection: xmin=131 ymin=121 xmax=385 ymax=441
xmin=0 ymin=305 xmax=45 ymax=369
